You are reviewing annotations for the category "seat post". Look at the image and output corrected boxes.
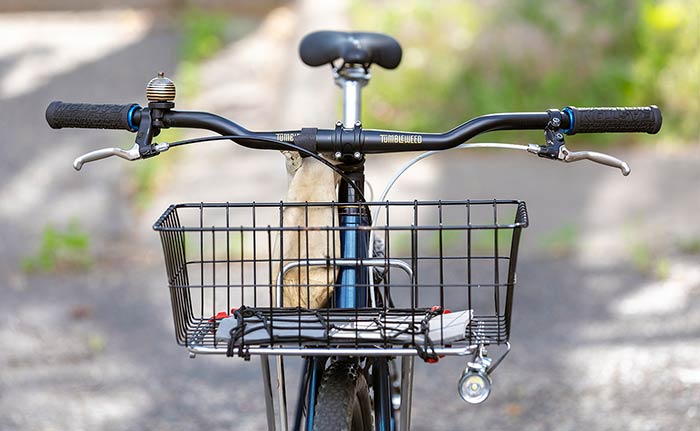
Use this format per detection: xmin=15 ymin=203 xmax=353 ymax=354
xmin=334 ymin=66 xmax=370 ymax=127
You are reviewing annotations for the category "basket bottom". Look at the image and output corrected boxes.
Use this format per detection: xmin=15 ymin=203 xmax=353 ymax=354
xmin=185 ymin=307 xmax=486 ymax=351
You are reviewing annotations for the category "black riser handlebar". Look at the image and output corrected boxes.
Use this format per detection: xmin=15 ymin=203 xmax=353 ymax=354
xmin=45 ymin=102 xmax=662 ymax=154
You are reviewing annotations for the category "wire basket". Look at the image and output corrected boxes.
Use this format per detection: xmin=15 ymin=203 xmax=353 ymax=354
xmin=153 ymin=200 xmax=528 ymax=358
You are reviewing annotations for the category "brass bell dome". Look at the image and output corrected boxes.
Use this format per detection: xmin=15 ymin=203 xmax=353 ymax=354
xmin=146 ymin=72 xmax=176 ymax=102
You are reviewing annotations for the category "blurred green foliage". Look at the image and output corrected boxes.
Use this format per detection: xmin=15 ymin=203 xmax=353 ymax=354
xmin=628 ymin=240 xmax=671 ymax=279
xmin=181 ymin=9 xmax=229 ymax=62
xmin=538 ymin=224 xmax=579 ymax=258
xmin=22 ymin=221 xmax=91 ymax=273
xmin=177 ymin=9 xmax=258 ymax=99
xmin=352 ymin=0 xmax=699 ymax=143
xmin=129 ymin=9 xmax=257 ymax=208
xmin=178 ymin=8 xmax=230 ymax=99
xmin=678 ymin=236 xmax=700 ymax=255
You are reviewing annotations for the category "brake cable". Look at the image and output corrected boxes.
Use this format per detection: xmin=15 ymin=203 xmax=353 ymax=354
xmin=165 ymin=134 xmax=366 ymax=201
xmin=163 ymin=134 xmax=372 ymax=221
xmin=366 ymin=142 xmax=529 ymax=306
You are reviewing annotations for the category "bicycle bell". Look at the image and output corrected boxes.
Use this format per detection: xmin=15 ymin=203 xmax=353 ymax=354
xmin=146 ymin=72 xmax=176 ymax=102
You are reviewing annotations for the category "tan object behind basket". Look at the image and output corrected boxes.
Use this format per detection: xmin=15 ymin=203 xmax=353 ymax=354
xmin=272 ymin=155 xmax=340 ymax=308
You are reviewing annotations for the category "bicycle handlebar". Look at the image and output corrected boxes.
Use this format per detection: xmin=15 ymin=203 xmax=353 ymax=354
xmin=159 ymin=110 xmax=562 ymax=153
xmin=45 ymin=101 xmax=662 ymax=175
xmin=45 ymin=102 xmax=662 ymax=154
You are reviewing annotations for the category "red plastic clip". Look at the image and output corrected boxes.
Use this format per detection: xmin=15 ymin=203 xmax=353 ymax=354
xmin=428 ymin=306 xmax=451 ymax=360
xmin=212 ymin=311 xmax=229 ymax=320
xmin=430 ymin=306 xmax=452 ymax=314
xmin=208 ymin=308 xmax=238 ymax=322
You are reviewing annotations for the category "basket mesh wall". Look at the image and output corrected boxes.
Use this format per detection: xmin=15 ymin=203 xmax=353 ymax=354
xmin=154 ymin=200 xmax=528 ymax=353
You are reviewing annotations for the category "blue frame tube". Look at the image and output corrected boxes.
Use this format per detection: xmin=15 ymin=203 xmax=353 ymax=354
xmin=336 ymin=213 xmax=369 ymax=308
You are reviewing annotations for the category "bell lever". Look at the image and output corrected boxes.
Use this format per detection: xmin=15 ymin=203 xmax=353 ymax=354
xmin=527 ymin=109 xmax=631 ymax=176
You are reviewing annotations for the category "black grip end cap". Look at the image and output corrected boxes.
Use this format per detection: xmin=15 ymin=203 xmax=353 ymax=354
xmin=649 ymin=105 xmax=662 ymax=134
xmin=46 ymin=101 xmax=63 ymax=129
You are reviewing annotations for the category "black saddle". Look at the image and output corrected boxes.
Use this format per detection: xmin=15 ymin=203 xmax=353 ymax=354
xmin=299 ymin=31 xmax=402 ymax=70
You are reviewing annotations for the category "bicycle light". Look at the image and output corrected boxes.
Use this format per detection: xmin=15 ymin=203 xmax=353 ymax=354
xmin=458 ymin=366 xmax=492 ymax=404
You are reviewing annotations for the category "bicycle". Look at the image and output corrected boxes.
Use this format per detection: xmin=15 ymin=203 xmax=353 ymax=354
xmin=46 ymin=31 xmax=662 ymax=431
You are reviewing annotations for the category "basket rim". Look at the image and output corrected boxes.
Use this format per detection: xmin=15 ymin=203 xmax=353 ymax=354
xmin=153 ymin=199 xmax=529 ymax=231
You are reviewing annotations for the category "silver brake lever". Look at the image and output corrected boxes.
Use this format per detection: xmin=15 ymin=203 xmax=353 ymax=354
xmin=560 ymin=146 xmax=631 ymax=176
xmin=73 ymin=143 xmax=141 ymax=171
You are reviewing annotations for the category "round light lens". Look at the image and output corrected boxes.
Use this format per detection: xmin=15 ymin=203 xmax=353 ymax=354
xmin=458 ymin=370 xmax=491 ymax=404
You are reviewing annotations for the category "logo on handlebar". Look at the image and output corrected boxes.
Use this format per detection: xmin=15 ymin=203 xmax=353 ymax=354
xmin=276 ymin=132 xmax=301 ymax=142
xmin=379 ymin=134 xmax=423 ymax=144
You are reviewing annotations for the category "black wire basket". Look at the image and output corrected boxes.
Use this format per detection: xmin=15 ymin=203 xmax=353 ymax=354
xmin=153 ymin=200 xmax=528 ymax=358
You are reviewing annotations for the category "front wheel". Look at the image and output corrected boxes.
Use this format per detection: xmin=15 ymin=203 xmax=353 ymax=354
xmin=313 ymin=359 xmax=373 ymax=431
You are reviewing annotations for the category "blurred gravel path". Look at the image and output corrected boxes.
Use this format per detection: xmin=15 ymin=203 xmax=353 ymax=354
xmin=1 ymin=4 xmax=699 ymax=431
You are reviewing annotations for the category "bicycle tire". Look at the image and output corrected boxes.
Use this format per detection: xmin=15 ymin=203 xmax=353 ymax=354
xmin=313 ymin=359 xmax=373 ymax=431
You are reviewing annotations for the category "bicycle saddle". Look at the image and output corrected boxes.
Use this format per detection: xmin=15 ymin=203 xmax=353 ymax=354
xmin=299 ymin=31 xmax=402 ymax=69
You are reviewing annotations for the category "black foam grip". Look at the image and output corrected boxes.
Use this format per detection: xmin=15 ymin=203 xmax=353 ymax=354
xmin=46 ymin=101 xmax=138 ymax=131
xmin=565 ymin=105 xmax=662 ymax=135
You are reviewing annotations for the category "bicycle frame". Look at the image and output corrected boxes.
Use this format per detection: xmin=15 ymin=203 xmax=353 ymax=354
xmin=272 ymin=65 xmax=399 ymax=431
xmin=47 ymin=33 xmax=660 ymax=431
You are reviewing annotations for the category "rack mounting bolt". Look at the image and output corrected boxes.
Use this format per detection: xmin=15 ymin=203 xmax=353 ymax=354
xmin=336 ymin=121 xmax=343 ymax=127
xmin=355 ymin=121 xmax=362 ymax=127
xmin=353 ymin=151 xmax=362 ymax=159
xmin=334 ymin=151 xmax=342 ymax=159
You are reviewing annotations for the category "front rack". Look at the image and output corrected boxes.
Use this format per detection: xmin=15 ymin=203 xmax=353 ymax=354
xmin=153 ymin=200 xmax=528 ymax=358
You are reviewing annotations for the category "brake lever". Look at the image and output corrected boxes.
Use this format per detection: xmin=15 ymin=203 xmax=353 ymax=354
xmin=560 ymin=147 xmax=631 ymax=176
xmin=73 ymin=107 xmax=170 ymax=171
xmin=528 ymin=113 xmax=631 ymax=176
xmin=73 ymin=143 xmax=141 ymax=171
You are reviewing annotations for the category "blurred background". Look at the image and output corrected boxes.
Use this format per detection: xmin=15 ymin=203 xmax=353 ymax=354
xmin=0 ymin=0 xmax=698 ymax=430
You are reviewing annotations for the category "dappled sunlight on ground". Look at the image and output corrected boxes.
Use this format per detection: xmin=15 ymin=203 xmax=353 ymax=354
xmin=0 ymin=10 xmax=151 ymax=99
xmin=615 ymin=260 xmax=700 ymax=316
